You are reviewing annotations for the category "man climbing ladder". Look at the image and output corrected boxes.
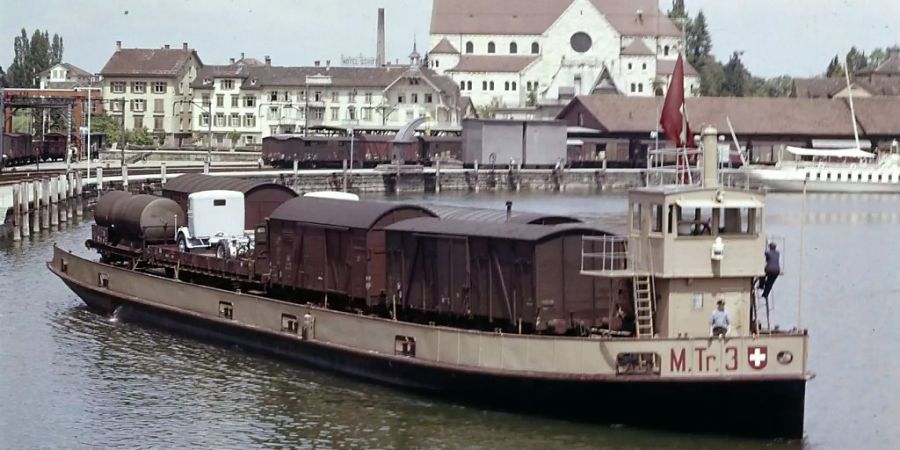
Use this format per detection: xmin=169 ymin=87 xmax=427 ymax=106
xmin=760 ymin=242 xmax=781 ymax=300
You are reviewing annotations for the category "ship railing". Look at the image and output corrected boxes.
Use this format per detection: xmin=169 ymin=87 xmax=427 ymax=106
xmin=647 ymin=147 xmax=703 ymax=187
xmin=580 ymin=235 xmax=648 ymax=278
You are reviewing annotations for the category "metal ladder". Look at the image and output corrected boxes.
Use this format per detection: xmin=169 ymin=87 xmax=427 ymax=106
xmin=633 ymin=274 xmax=655 ymax=338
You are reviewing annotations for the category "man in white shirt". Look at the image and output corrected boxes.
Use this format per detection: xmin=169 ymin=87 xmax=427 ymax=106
xmin=710 ymin=300 xmax=730 ymax=337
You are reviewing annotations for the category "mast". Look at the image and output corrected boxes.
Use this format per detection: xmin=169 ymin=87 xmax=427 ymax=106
xmin=843 ymin=65 xmax=861 ymax=151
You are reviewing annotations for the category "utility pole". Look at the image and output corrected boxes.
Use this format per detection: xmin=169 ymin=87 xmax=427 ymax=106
xmin=120 ymin=98 xmax=126 ymax=167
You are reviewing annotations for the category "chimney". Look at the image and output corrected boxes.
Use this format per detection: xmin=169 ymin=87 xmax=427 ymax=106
xmin=326 ymin=60 xmax=331 ymax=70
xmin=164 ymin=44 xmax=170 ymax=49
xmin=116 ymin=40 xmax=122 ymax=50
xmin=182 ymin=42 xmax=188 ymax=50
xmin=701 ymin=126 xmax=719 ymax=189
xmin=265 ymin=55 xmax=271 ymax=66
xmin=230 ymin=57 xmax=235 ymax=64
xmin=376 ymin=8 xmax=386 ymax=67
xmin=314 ymin=60 xmax=321 ymax=67
xmin=241 ymin=52 xmax=245 ymax=60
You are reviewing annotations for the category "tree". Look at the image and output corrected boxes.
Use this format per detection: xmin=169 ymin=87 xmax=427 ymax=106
xmin=686 ymin=11 xmax=713 ymax=72
xmin=845 ymin=47 xmax=868 ymax=74
xmin=825 ymin=55 xmax=845 ymax=77
xmin=867 ymin=48 xmax=887 ymax=69
xmin=28 ymin=30 xmax=51 ymax=86
xmin=90 ymin=113 xmax=122 ymax=146
xmin=50 ymin=34 xmax=63 ymax=64
xmin=126 ymin=127 xmax=155 ymax=146
xmin=722 ymin=51 xmax=749 ymax=96
xmin=667 ymin=0 xmax=687 ymax=21
xmin=7 ymin=29 xmax=31 ymax=87
xmin=0 ymin=64 xmax=5 ymax=87
xmin=699 ymin=57 xmax=725 ymax=96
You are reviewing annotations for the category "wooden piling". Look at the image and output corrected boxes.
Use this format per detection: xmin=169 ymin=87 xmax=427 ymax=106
xmin=56 ymin=175 xmax=69 ymax=224
xmin=75 ymin=172 xmax=84 ymax=217
xmin=41 ymin=178 xmax=50 ymax=229
xmin=12 ymin=184 xmax=21 ymax=241
xmin=97 ymin=167 xmax=104 ymax=192
xmin=474 ymin=160 xmax=480 ymax=193
xmin=395 ymin=163 xmax=401 ymax=195
xmin=435 ymin=160 xmax=442 ymax=194
xmin=516 ymin=162 xmax=522 ymax=192
xmin=50 ymin=177 xmax=59 ymax=227
xmin=203 ymin=160 xmax=210 ymax=175
xmin=32 ymin=181 xmax=40 ymax=232
xmin=122 ymin=166 xmax=129 ymax=190
xmin=65 ymin=173 xmax=73 ymax=221
xmin=161 ymin=162 xmax=167 ymax=185
xmin=342 ymin=159 xmax=348 ymax=192
xmin=21 ymin=182 xmax=30 ymax=236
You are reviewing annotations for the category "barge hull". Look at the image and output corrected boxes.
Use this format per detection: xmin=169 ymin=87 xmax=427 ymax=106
xmin=58 ymin=270 xmax=805 ymax=439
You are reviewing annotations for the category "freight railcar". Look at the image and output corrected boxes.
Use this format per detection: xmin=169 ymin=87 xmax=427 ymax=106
xmin=39 ymin=132 xmax=70 ymax=161
xmin=384 ymin=218 xmax=628 ymax=335
xmin=1 ymin=133 xmax=34 ymax=167
xmin=262 ymin=134 xmax=462 ymax=168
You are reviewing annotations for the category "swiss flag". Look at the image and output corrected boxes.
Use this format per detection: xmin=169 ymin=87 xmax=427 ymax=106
xmin=659 ymin=54 xmax=696 ymax=148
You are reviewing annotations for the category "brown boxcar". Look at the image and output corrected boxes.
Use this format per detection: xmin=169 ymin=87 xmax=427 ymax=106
xmin=384 ymin=218 xmax=627 ymax=334
xmin=266 ymin=197 xmax=435 ymax=303
xmin=427 ymin=205 xmax=582 ymax=225
xmin=161 ymin=174 xmax=297 ymax=230
xmin=2 ymin=133 xmax=34 ymax=166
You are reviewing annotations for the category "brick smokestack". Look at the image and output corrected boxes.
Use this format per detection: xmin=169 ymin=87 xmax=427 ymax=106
xmin=376 ymin=8 xmax=385 ymax=67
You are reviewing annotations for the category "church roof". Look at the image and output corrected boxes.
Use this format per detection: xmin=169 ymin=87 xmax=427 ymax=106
xmin=590 ymin=67 xmax=620 ymax=95
xmin=656 ymin=59 xmax=699 ymax=77
xmin=430 ymin=38 xmax=459 ymax=54
xmin=448 ymin=55 xmax=538 ymax=73
xmin=621 ymin=39 xmax=655 ymax=56
xmin=431 ymin=0 xmax=680 ymax=37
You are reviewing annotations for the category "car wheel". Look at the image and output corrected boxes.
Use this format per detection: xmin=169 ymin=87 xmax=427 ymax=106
xmin=177 ymin=235 xmax=189 ymax=253
xmin=216 ymin=242 xmax=227 ymax=259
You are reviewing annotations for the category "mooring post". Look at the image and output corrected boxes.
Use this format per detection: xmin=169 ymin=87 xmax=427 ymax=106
xmin=435 ymin=159 xmax=442 ymax=194
xmin=65 ymin=173 xmax=74 ymax=220
xmin=75 ymin=171 xmax=84 ymax=218
xmin=41 ymin=178 xmax=50 ymax=229
xmin=160 ymin=162 xmax=167 ymax=185
xmin=342 ymin=159 xmax=348 ymax=192
xmin=59 ymin=176 xmax=68 ymax=223
xmin=203 ymin=160 xmax=210 ymax=175
xmin=395 ymin=162 xmax=401 ymax=195
xmin=122 ymin=165 xmax=129 ymax=191
xmin=97 ymin=167 xmax=104 ymax=192
xmin=516 ymin=161 xmax=522 ymax=192
xmin=49 ymin=177 xmax=58 ymax=227
xmin=12 ymin=184 xmax=21 ymax=241
xmin=561 ymin=162 xmax=567 ymax=192
xmin=474 ymin=159 xmax=480 ymax=193
xmin=32 ymin=181 xmax=40 ymax=232
xmin=21 ymin=182 xmax=31 ymax=236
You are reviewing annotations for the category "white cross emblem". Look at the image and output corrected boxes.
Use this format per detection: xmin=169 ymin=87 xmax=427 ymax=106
xmin=748 ymin=346 xmax=768 ymax=370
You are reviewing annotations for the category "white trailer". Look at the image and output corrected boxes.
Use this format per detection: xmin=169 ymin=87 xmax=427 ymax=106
xmin=176 ymin=190 xmax=252 ymax=258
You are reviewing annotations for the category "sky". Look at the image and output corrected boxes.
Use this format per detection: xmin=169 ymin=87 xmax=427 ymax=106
xmin=1 ymin=0 xmax=898 ymax=78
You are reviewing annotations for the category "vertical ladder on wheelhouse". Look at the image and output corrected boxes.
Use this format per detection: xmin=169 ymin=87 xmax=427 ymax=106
xmin=633 ymin=274 xmax=655 ymax=338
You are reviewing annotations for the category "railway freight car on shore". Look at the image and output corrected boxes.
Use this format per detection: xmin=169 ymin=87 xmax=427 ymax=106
xmin=262 ymin=134 xmax=462 ymax=168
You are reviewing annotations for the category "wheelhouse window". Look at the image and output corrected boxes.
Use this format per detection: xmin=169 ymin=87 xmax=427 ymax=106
xmin=281 ymin=314 xmax=299 ymax=333
xmin=394 ymin=335 xmax=416 ymax=357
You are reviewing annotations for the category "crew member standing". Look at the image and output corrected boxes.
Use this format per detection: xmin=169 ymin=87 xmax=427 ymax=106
xmin=761 ymin=242 xmax=781 ymax=300
xmin=710 ymin=300 xmax=730 ymax=337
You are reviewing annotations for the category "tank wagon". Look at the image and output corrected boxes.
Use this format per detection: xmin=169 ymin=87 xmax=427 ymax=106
xmin=162 ymin=174 xmax=297 ymax=230
xmin=90 ymin=192 xmax=183 ymax=259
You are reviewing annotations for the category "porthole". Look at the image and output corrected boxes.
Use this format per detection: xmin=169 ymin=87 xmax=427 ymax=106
xmin=570 ymin=32 xmax=592 ymax=53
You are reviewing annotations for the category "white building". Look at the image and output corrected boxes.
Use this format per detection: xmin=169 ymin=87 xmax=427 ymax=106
xmin=428 ymin=0 xmax=700 ymax=116
xmin=189 ymin=51 xmax=468 ymax=148
xmin=37 ymin=62 xmax=93 ymax=89
xmin=99 ymin=41 xmax=202 ymax=146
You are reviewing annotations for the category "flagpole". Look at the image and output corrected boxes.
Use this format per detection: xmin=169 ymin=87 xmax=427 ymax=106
xmin=681 ymin=15 xmax=689 ymax=185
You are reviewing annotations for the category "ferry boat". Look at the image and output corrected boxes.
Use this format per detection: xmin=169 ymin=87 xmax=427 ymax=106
xmin=48 ymin=126 xmax=811 ymax=439
xmin=745 ymin=145 xmax=900 ymax=193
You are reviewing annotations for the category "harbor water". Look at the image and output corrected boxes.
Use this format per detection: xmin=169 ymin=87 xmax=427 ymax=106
xmin=1 ymin=191 xmax=899 ymax=449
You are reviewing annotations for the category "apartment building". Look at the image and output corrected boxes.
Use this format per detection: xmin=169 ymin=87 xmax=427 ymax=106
xmin=189 ymin=50 xmax=466 ymax=147
xmin=99 ymin=41 xmax=202 ymax=146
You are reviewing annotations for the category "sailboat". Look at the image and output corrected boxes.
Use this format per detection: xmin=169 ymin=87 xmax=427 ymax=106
xmin=741 ymin=70 xmax=900 ymax=193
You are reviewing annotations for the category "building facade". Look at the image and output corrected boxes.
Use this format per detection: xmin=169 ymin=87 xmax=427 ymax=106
xmin=428 ymin=0 xmax=699 ymax=116
xmin=189 ymin=51 xmax=466 ymax=148
xmin=37 ymin=63 xmax=93 ymax=89
xmin=793 ymin=46 xmax=900 ymax=99
xmin=99 ymin=41 xmax=202 ymax=146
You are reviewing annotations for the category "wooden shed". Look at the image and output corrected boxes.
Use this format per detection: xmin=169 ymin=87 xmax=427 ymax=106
xmin=384 ymin=218 xmax=627 ymax=334
xmin=161 ymin=174 xmax=297 ymax=229
xmin=266 ymin=198 xmax=435 ymax=303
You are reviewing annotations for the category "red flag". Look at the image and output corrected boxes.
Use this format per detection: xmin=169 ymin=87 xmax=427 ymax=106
xmin=660 ymin=54 xmax=695 ymax=148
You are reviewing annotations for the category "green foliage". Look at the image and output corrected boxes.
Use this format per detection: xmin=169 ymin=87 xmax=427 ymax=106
xmin=867 ymin=48 xmax=887 ymax=69
xmin=825 ymin=55 xmax=845 ymax=77
xmin=5 ymin=28 xmax=64 ymax=88
xmin=90 ymin=113 xmax=122 ymax=146
xmin=698 ymin=57 xmax=726 ymax=96
xmin=722 ymin=52 xmax=750 ymax=97
xmin=525 ymin=88 xmax=537 ymax=107
xmin=0 ymin=64 xmax=5 ymax=87
xmin=667 ymin=0 xmax=687 ymax=21
xmin=686 ymin=11 xmax=713 ymax=72
xmin=125 ymin=127 xmax=154 ymax=146
xmin=845 ymin=47 xmax=868 ymax=74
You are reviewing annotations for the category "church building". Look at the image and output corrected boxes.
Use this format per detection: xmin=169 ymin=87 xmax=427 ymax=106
xmin=428 ymin=0 xmax=700 ymax=116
